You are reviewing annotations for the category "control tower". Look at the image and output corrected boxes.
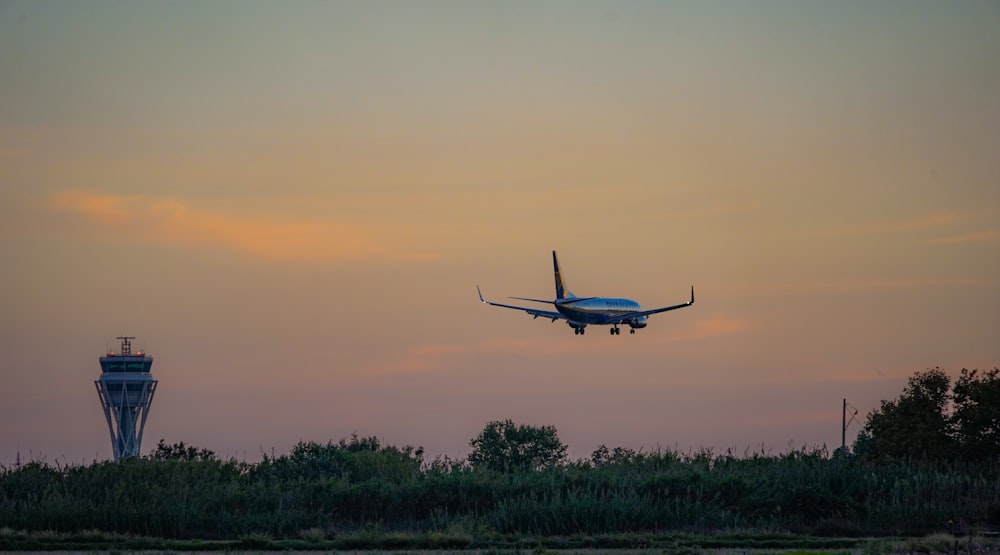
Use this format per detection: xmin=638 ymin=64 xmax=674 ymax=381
xmin=95 ymin=336 xmax=158 ymax=461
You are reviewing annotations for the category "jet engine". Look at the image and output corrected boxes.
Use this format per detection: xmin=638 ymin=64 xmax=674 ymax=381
xmin=628 ymin=316 xmax=648 ymax=329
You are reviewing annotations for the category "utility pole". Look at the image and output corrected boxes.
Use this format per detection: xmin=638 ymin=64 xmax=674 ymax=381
xmin=842 ymin=398 xmax=858 ymax=451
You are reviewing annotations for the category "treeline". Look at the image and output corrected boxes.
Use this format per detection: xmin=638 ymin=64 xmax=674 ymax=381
xmin=2 ymin=438 xmax=998 ymax=539
xmin=854 ymin=368 xmax=1000 ymax=461
xmin=0 ymin=368 xmax=997 ymax=540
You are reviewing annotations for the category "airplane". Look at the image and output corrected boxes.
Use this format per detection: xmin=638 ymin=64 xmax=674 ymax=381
xmin=477 ymin=250 xmax=694 ymax=336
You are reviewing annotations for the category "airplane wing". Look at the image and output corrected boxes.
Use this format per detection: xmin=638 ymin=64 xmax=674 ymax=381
xmin=510 ymin=295 xmax=597 ymax=304
xmin=613 ymin=286 xmax=695 ymax=321
xmin=478 ymin=286 xmax=565 ymax=321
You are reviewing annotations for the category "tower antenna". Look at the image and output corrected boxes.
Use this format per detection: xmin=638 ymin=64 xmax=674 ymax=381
xmin=116 ymin=336 xmax=135 ymax=356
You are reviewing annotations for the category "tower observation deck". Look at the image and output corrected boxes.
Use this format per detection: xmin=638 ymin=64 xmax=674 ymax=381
xmin=95 ymin=336 xmax=157 ymax=461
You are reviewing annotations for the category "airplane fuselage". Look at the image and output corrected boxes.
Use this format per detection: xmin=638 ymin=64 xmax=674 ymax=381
xmin=555 ymin=297 xmax=647 ymax=327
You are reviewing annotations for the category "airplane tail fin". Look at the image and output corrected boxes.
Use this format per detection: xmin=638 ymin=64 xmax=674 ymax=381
xmin=552 ymin=250 xmax=574 ymax=299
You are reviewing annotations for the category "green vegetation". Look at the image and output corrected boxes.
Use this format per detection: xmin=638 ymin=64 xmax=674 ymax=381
xmin=1 ymin=368 xmax=998 ymax=549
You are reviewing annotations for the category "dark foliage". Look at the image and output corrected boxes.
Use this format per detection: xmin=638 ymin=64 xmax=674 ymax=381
xmin=149 ymin=440 xmax=217 ymax=462
xmin=468 ymin=419 xmax=568 ymax=473
xmin=952 ymin=368 xmax=1000 ymax=459
xmin=1 ymin=437 xmax=997 ymax=539
xmin=856 ymin=367 xmax=1000 ymax=461
xmin=2 ymin=371 xmax=998 ymax=539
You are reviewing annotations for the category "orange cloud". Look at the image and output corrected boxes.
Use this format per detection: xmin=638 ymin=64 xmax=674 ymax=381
xmin=49 ymin=190 xmax=436 ymax=262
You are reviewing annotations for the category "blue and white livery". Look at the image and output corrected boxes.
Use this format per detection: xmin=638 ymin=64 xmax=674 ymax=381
xmin=478 ymin=251 xmax=694 ymax=336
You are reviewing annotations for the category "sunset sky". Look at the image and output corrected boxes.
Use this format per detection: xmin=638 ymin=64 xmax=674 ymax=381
xmin=1 ymin=1 xmax=997 ymax=465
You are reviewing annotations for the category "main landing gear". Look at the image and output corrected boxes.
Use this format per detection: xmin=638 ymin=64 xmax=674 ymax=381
xmin=575 ymin=325 xmax=635 ymax=336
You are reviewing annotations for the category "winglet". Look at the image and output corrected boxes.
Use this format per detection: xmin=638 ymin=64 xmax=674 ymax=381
xmin=477 ymin=285 xmax=485 ymax=303
xmin=690 ymin=286 xmax=695 ymax=305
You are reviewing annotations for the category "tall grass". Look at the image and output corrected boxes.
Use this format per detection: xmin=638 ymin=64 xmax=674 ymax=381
xmin=1 ymin=440 xmax=997 ymax=539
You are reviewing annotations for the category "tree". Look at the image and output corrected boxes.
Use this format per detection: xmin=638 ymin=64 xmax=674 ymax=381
xmin=148 ymin=439 xmax=217 ymax=462
xmin=856 ymin=368 xmax=955 ymax=460
xmin=468 ymin=419 xmax=567 ymax=472
xmin=951 ymin=367 xmax=1000 ymax=459
xmin=281 ymin=434 xmax=424 ymax=483
xmin=590 ymin=444 xmax=636 ymax=467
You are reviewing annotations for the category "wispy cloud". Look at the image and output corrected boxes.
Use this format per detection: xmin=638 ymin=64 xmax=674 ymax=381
xmin=48 ymin=190 xmax=436 ymax=262
xmin=720 ymin=276 xmax=997 ymax=299
xmin=931 ymin=230 xmax=1000 ymax=245
xmin=359 ymin=316 xmax=749 ymax=375
xmin=666 ymin=316 xmax=749 ymax=342
xmin=826 ymin=212 xmax=962 ymax=237
xmin=660 ymin=202 xmax=761 ymax=220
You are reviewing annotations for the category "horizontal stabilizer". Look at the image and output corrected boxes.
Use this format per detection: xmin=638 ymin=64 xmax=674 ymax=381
xmin=478 ymin=286 xmax=565 ymax=322
xmin=510 ymin=296 xmax=555 ymax=304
